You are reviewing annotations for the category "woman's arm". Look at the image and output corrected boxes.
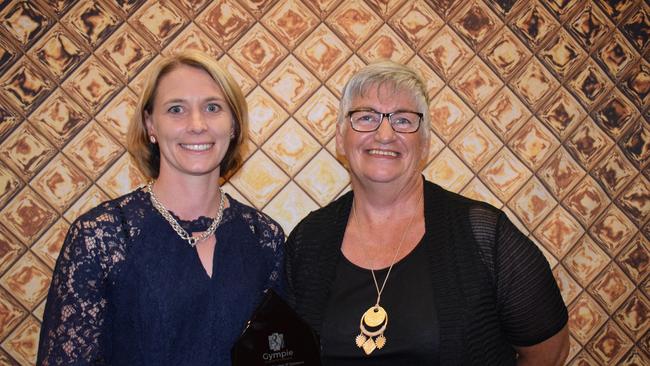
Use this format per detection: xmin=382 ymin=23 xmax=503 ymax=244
xmin=515 ymin=324 xmax=569 ymax=366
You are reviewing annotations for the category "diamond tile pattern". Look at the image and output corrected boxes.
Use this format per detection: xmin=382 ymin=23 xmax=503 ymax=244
xmin=0 ymin=1 xmax=649 ymax=363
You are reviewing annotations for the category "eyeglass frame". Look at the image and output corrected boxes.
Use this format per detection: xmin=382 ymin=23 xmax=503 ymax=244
xmin=346 ymin=109 xmax=423 ymax=134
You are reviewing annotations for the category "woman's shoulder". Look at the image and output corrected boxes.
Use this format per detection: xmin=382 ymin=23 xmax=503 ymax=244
xmin=295 ymin=190 xmax=352 ymax=229
xmin=72 ymin=188 xmax=146 ymax=226
xmin=226 ymin=194 xmax=285 ymax=239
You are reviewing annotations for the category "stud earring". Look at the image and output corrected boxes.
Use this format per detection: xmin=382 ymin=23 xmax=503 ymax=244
xmin=230 ymin=131 xmax=235 ymax=139
xmin=150 ymin=136 xmax=156 ymax=144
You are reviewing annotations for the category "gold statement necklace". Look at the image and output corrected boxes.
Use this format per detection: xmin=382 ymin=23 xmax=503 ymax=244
xmin=145 ymin=181 xmax=225 ymax=247
xmin=352 ymin=193 xmax=422 ymax=355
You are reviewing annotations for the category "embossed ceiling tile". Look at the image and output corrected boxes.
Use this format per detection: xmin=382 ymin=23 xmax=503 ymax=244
xmin=0 ymin=98 xmax=21 ymax=141
xmin=503 ymin=206 xmax=531 ymax=236
xmin=1 ymin=316 xmax=39 ymax=365
xmin=564 ymin=235 xmax=611 ymax=287
xmin=425 ymin=131 xmax=446 ymax=164
xmin=62 ymin=57 xmax=122 ymax=115
xmin=423 ymin=148 xmax=473 ymax=193
xmin=0 ymin=287 xmax=27 ymax=341
xmin=262 ymin=118 xmax=321 ymax=176
xmin=566 ymin=59 xmax=614 ymax=111
xmin=450 ymin=116 xmax=501 ymax=172
xmin=0 ymin=123 xmax=56 ymax=181
xmin=388 ymin=0 xmax=442 ymax=50
xmin=594 ymin=32 xmax=639 ymax=82
xmin=543 ymin=0 xmax=582 ymax=21
xmin=616 ymin=235 xmax=650 ymax=284
xmin=0 ymin=225 xmax=25 ymax=275
xmin=60 ymin=0 xmax=122 ymax=48
xmin=162 ymin=23 xmax=223 ymax=60
xmin=565 ymin=116 xmax=614 ymax=170
xmin=30 ymin=154 xmax=91 ymax=214
xmin=538 ymin=87 xmax=586 ymax=141
xmin=511 ymin=58 xmax=560 ymax=112
xmin=593 ymin=146 xmax=637 ymax=196
xmin=62 ymin=122 xmax=125 ymax=180
xmin=230 ymin=23 xmax=288 ymax=81
xmin=294 ymin=24 xmax=352 ymax=80
xmin=246 ymin=87 xmax=289 ymax=145
xmin=427 ymin=0 xmax=463 ymax=19
xmin=217 ymin=54 xmax=255 ymax=96
xmin=641 ymin=329 xmax=650 ymax=359
xmin=568 ymin=292 xmax=609 ymax=345
xmin=479 ymin=87 xmax=530 ymax=141
xmin=508 ymin=117 xmax=559 ymax=171
xmin=0 ymin=252 xmax=51 ymax=310
xmin=324 ymin=136 xmax=337 ymax=159
xmin=63 ymin=185 xmax=110 ymax=223
xmin=96 ymin=154 xmax=146 ymax=199
xmin=620 ymin=61 xmax=649 ymax=110
xmin=539 ymin=29 xmax=588 ymax=82
xmin=325 ymin=55 xmax=365 ymax=98
xmin=174 ymin=0 xmax=210 ymax=15
xmin=128 ymin=0 xmax=188 ymax=49
xmin=221 ymin=182 xmax=251 ymax=207
xmin=589 ymin=263 xmax=635 ymax=314
xmin=294 ymin=86 xmax=338 ymax=144
xmin=591 ymin=205 xmax=638 ymax=256
xmin=479 ymin=27 xmax=530 ymax=81
xmin=510 ymin=1 xmax=560 ymax=51
xmin=30 ymin=218 xmax=68 ymax=270
xmin=428 ymin=87 xmax=473 ymax=142
xmin=534 ymin=206 xmax=584 ymax=258
xmin=594 ymin=0 xmax=637 ymax=23
xmin=618 ymin=120 xmax=649 ymax=169
xmin=1 ymin=58 xmax=55 ymax=115
xmin=593 ymin=91 xmax=640 ymax=140
xmin=28 ymin=89 xmax=90 ymax=149
xmin=617 ymin=175 xmax=650 ymax=226
xmin=95 ymin=87 xmax=137 ymax=145
xmin=586 ymin=322 xmax=634 ymax=365
xmin=620 ymin=2 xmax=650 ymax=52
xmin=0 ymin=161 xmax=23 ymax=209
xmin=229 ymin=151 xmax=289 ymax=209
xmin=0 ymin=187 xmax=56 ymax=246
xmin=0 ymin=1 xmax=53 ymax=49
xmin=262 ymin=0 xmax=319 ymax=50
xmin=553 ymin=263 xmax=582 ymax=306
xmin=196 ymin=0 xmax=255 ymax=50
xmin=508 ymin=177 xmax=557 ymax=230
xmin=294 ymin=150 xmax=350 ymax=206
xmin=460 ymin=177 xmax=502 ymax=209
xmin=479 ymin=148 xmax=531 ymax=201
xmin=406 ymin=56 xmax=445 ymax=98
xmin=96 ymin=24 xmax=156 ymax=82
xmin=303 ymin=0 xmax=343 ymax=18
xmin=618 ymin=349 xmax=650 ymax=366
xmin=325 ymin=0 xmax=383 ymax=49
xmin=563 ymin=175 xmax=610 ymax=227
xmin=239 ymin=0 xmax=277 ymax=18
xmin=26 ymin=24 xmax=88 ymax=83
xmin=566 ymin=335 xmax=582 ymax=365
xmin=449 ymin=0 xmax=500 ymax=51
xmin=568 ymin=351 xmax=599 ymax=365
xmin=357 ymin=24 xmax=415 ymax=64
xmin=240 ymin=137 xmax=257 ymax=162
xmin=538 ymin=147 xmax=586 ymax=199
xmin=261 ymin=55 xmax=320 ymax=113
xmin=419 ymin=26 xmax=473 ymax=81
xmin=263 ymin=181 xmax=319 ymax=235
xmin=450 ymin=57 xmax=501 ymax=111
xmin=365 ymin=0 xmax=407 ymax=18
xmin=567 ymin=2 xmax=614 ymax=52
xmin=614 ymin=290 xmax=650 ymax=339
xmin=33 ymin=298 xmax=46 ymax=323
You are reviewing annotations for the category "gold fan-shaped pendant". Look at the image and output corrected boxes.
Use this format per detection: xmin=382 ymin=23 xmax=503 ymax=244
xmin=355 ymin=334 xmax=367 ymax=348
xmin=375 ymin=334 xmax=386 ymax=349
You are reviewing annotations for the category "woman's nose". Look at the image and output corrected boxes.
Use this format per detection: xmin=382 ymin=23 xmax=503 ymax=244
xmin=188 ymin=110 xmax=207 ymax=132
xmin=374 ymin=115 xmax=396 ymax=141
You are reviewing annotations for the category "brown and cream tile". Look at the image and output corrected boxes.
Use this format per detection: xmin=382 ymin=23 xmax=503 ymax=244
xmin=563 ymin=176 xmax=610 ymax=227
xmin=450 ymin=116 xmax=501 ymax=173
xmin=480 ymin=28 xmax=530 ymax=81
xmin=261 ymin=118 xmax=321 ymax=176
xmin=263 ymin=181 xmax=319 ymax=235
xmin=592 ymin=146 xmax=637 ymax=197
xmin=0 ymin=288 xmax=27 ymax=341
xmin=0 ymin=225 xmax=25 ymax=276
xmin=128 ymin=0 xmax=188 ymax=49
xmin=1 ymin=316 xmax=39 ymax=365
xmin=538 ymin=147 xmax=585 ymax=199
xmin=566 ymin=59 xmax=614 ymax=111
xmin=538 ymin=87 xmax=586 ymax=141
xmin=479 ymin=87 xmax=530 ymax=141
xmin=594 ymin=31 xmax=638 ymax=82
xmin=358 ymin=24 xmax=414 ymax=64
xmin=616 ymin=175 xmax=650 ymax=226
xmin=450 ymin=0 xmax=500 ymax=50
xmin=420 ymin=26 xmax=473 ymax=81
xmin=539 ymin=29 xmax=588 ymax=82
xmin=429 ymin=87 xmax=473 ymax=142
xmin=162 ymin=23 xmax=223 ymax=60
xmin=616 ymin=235 xmax=649 ymax=284
xmin=262 ymin=0 xmax=319 ymax=50
xmin=246 ymin=87 xmax=289 ymax=146
xmin=0 ymin=29 xmax=20 ymax=76
xmin=326 ymin=1 xmax=383 ymax=49
xmin=0 ymin=1 xmax=53 ymax=49
xmin=508 ymin=177 xmax=557 ymax=230
xmin=60 ymin=0 xmax=122 ymax=48
xmin=62 ymin=56 xmax=122 ymax=114
xmin=294 ymin=86 xmax=339 ymax=144
xmin=230 ymin=23 xmax=288 ymax=81
xmin=95 ymin=154 xmax=146 ymax=199
xmin=261 ymin=55 xmax=320 ymax=113
xmin=28 ymin=88 xmax=90 ymax=149
xmin=613 ymin=290 xmax=649 ymax=340
xmin=95 ymin=87 xmax=137 ymax=145
xmin=325 ymin=55 xmax=365 ymax=98
xmin=196 ymin=0 xmax=255 ymax=50
xmin=618 ymin=120 xmax=649 ymax=169
xmin=30 ymin=218 xmax=68 ymax=270
xmin=423 ymin=148 xmax=473 ymax=193
xmin=63 ymin=185 xmax=110 ymax=223
xmin=229 ymin=151 xmax=289 ymax=209
xmin=407 ymin=56 xmax=445 ymax=98
xmin=1 ymin=58 xmax=55 ymax=115
xmin=294 ymin=150 xmax=349 ymax=207
xmin=553 ymin=264 xmax=582 ymax=307
xmin=479 ymin=148 xmax=531 ymax=201
xmin=218 ymin=54 xmax=256 ymax=96
xmin=564 ymin=235 xmax=611 ymax=288
xmin=594 ymin=0 xmax=637 ymax=23
xmin=567 ymin=2 xmax=614 ymax=52
xmin=585 ymin=321 xmax=633 ymax=365
xmin=589 ymin=262 xmax=636 ymax=314
xmin=0 ymin=252 xmax=51 ymax=311
xmin=620 ymin=2 xmax=650 ymax=52
xmin=568 ymin=351 xmax=599 ymax=365
xmin=30 ymin=154 xmax=91 ymax=214
xmin=535 ymin=206 xmax=584 ymax=258
xmin=511 ymin=58 xmax=559 ymax=112
xmin=508 ymin=117 xmax=558 ymax=171
xmin=593 ymin=91 xmax=640 ymax=141
xmin=565 ymin=116 xmax=614 ymax=170
xmin=0 ymin=187 xmax=56 ymax=247
xmin=27 ymin=24 xmax=88 ymax=83
xmin=0 ymin=161 xmax=22 ymax=209
xmin=0 ymin=123 xmax=56 ymax=182
xmin=96 ymin=23 xmax=156 ymax=82
xmin=568 ymin=292 xmax=608 ymax=345
xmin=620 ymin=61 xmax=649 ymax=110
xmin=510 ymin=1 xmax=560 ymax=51
xmin=450 ymin=57 xmax=501 ymax=111
xmin=388 ymin=0 xmax=443 ymax=50
xmin=239 ymin=0 xmax=276 ymax=18
xmin=62 ymin=122 xmax=124 ymax=180
xmin=460 ymin=178 xmax=503 ymax=209
xmin=0 ymin=98 xmax=21 ymax=142
xmin=294 ymin=23 xmax=352 ymax=80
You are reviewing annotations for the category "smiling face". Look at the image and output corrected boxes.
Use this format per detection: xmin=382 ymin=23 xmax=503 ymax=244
xmin=336 ymin=83 xmax=428 ymax=188
xmin=145 ymin=64 xmax=233 ymax=184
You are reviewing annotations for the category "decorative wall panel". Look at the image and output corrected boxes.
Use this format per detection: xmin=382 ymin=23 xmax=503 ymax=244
xmin=0 ymin=0 xmax=648 ymax=364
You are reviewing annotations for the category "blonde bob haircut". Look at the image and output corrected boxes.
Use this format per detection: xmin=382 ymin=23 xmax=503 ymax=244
xmin=127 ymin=51 xmax=248 ymax=179
xmin=337 ymin=60 xmax=431 ymax=143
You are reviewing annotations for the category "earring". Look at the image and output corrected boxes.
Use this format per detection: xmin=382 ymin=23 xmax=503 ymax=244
xmin=150 ymin=136 xmax=156 ymax=144
xmin=230 ymin=131 xmax=235 ymax=139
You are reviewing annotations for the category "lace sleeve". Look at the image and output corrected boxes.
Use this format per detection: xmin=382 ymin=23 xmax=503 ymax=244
xmin=248 ymin=210 xmax=286 ymax=296
xmin=37 ymin=213 xmax=119 ymax=365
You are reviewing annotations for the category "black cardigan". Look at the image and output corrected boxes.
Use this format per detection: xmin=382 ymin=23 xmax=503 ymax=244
xmin=285 ymin=179 xmax=568 ymax=365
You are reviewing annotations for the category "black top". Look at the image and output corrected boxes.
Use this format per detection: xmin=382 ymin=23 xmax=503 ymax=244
xmin=286 ymin=178 xmax=568 ymax=365
xmin=37 ymin=188 xmax=285 ymax=366
xmin=321 ymin=238 xmax=437 ymax=365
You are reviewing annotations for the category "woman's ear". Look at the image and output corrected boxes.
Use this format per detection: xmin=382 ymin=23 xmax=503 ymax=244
xmin=335 ymin=122 xmax=346 ymax=158
xmin=144 ymin=110 xmax=155 ymax=137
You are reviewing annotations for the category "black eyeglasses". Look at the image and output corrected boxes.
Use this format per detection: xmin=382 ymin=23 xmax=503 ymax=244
xmin=347 ymin=109 xmax=423 ymax=133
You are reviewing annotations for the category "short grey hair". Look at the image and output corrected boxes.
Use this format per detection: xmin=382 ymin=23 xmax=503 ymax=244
xmin=337 ymin=60 xmax=431 ymax=142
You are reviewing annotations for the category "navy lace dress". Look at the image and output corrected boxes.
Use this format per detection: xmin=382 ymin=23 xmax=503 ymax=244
xmin=37 ymin=188 xmax=285 ymax=365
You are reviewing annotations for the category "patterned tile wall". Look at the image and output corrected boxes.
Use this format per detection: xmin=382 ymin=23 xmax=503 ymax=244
xmin=0 ymin=0 xmax=648 ymax=364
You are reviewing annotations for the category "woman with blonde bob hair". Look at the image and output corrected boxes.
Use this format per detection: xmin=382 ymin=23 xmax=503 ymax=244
xmin=38 ymin=51 xmax=285 ymax=366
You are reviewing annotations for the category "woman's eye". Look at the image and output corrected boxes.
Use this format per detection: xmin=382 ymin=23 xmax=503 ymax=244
xmin=168 ymin=105 xmax=183 ymax=114
xmin=206 ymin=103 xmax=221 ymax=113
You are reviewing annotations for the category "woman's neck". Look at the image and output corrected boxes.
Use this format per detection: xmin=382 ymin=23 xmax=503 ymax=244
xmin=351 ymin=175 xmax=424 ymax=223
xmin=151 ymin=174 xmax=222 ymax=220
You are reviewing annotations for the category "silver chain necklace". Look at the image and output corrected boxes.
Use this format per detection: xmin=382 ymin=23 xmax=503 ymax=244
xmin=145 ymin=181 xmax=225 ymax=247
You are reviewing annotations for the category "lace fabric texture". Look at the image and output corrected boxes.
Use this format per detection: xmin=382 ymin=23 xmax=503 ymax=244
xmin=37 ymin=188 xmax=285 ymax=366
